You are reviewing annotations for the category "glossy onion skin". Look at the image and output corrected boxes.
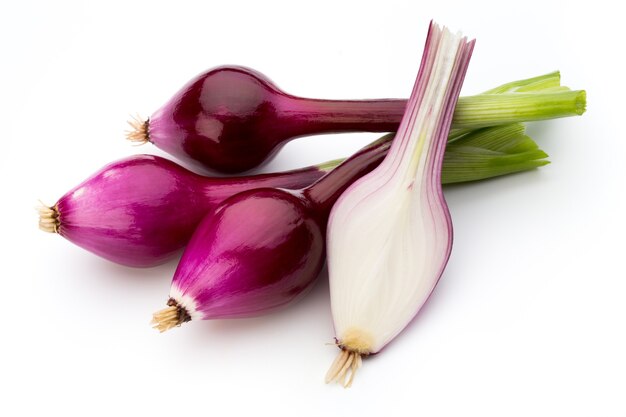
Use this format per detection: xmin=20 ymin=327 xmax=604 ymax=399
xmin=55 ymin=155 xmax=326 ymax=267
xmin=169 ymin=137 xmax=391 ymax=319
xmin=173 ymin=189 xmax=325 ymax=318
xmin=149 ymin=66 xmax=405 ymax=173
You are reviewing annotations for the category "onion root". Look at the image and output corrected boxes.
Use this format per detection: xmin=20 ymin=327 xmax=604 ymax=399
xmin=38 ymin=202 xmax=59 ymax=233
xmin=126 ymin=114 xmax=149 ymax=144
xmin=325 ymin=349 xmax=362 ymax=388
xmin=151 ymin=298 xmax=191 ymax=332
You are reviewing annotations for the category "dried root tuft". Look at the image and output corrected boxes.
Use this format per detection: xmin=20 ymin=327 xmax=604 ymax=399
xmin=151 ymin=298 xmax=191 ymax=333
xmin=38 ymin=202 xmax=59 ymax=233
xmin=325 ymin=348 xmax=363 ymax=388
xmin=125 ymin=114 xmax=149 ymax=144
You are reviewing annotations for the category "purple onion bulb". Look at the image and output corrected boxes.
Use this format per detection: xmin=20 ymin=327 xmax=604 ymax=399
xmin=128 ymin=65 xmax=405 ymax=173
xmin=152 ymin=137 xmax=391 ymax=330
xmin=39 ymin=155 xmax=329 ymax=267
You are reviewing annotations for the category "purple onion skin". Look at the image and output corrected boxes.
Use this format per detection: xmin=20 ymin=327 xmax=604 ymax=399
xmin=54 ymin=155 xmax=327 ymax=268
xmin=175 ymin=189 xmax=325 ymax=317
xmin=149 ymin=66 xmax=405 ymax=173
xmin=171 ymin=138 xmax=391 ymax=319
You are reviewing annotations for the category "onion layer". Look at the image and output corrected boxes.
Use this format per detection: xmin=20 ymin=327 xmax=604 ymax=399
xmin=326 ymin=22 xmax=474 ymax=386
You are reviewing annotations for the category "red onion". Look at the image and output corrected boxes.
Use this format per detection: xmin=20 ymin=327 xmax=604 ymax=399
xmin=151 ymin=137 xmax=389 ymax=330
xmin=128 ymin=66 xmax=404 ymax=173
xmin=128 ymin=66 xmax=585 ymax=173
xmin=38 ymin=155 xmax=329 ymax=267
xmin=326 ymin=23 xmax=473 ymax=386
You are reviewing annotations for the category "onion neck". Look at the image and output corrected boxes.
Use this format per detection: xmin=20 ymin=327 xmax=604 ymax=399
xmin=282 ymin=97 xmax=406 ymax=136
xmin=200 ymin=165 xmax=328 ymax=204
xmin=304 ymin=134 xmax=393 ymax=217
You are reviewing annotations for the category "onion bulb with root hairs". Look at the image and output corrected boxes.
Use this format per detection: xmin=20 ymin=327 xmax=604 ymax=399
xmin=128 ymin=64 xmax=584 ymax=173
xmin=326 ymin=22 xmax=474 ymax=387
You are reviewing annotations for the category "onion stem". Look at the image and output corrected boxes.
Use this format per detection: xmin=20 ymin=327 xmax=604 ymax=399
xmin=452 ymin=90 xmax=586 ymax=129
xmin=441 ymin=124 xmax=550 ymax=184
xmin=482 ymin=71 xmax=561 ymax=94
xmin=317 ymin=124 xmax=549 ymax=184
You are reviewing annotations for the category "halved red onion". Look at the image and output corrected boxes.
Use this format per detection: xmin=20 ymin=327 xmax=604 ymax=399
xmin=325 ymin=22 xmax=474 ymax=386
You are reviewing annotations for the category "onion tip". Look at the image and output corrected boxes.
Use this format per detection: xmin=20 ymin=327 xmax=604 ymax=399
xmin=37 ymin=201 xmax=59 ymax=233
xmin=151 ymin=298 xmax=191 ymax=333
xmin=126 ymin=114 xmax=149 ymax=144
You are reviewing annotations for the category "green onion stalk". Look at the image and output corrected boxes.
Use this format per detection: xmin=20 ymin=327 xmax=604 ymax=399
xmin=318 ymin=71 xmax=585 ymax=184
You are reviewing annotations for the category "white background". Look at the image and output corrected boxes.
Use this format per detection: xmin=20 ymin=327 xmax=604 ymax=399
xmin=2 ymin=1 xmax=624 ymax=416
